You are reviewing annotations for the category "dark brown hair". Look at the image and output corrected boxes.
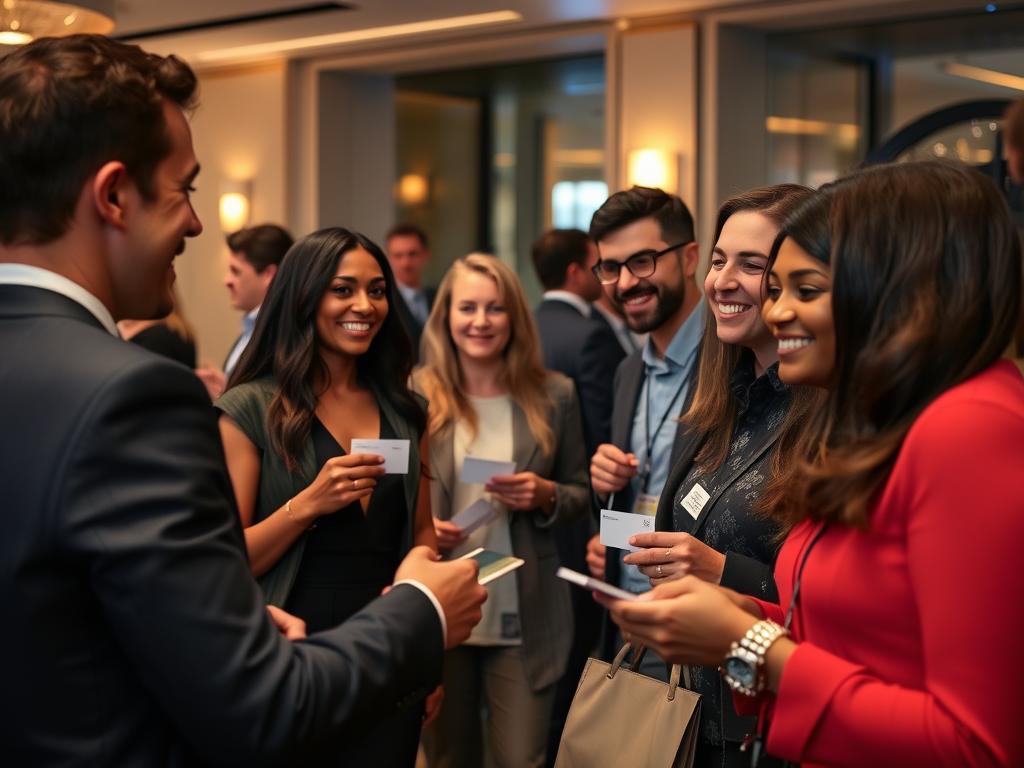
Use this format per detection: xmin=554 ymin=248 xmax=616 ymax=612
xmin=227 ymin=228 xmax=424 ymax=472
xmin=0 ymin=34 xmax=198 ymax=246
xmin=589 ymin=186 xmax=695 ymax=245
xmin=386 ymin=223 xmax=429 ymax=249
xmin=683 ymin=184 xmax=817 ymax=482
xmin=1004 ymin=98 xmax=1024 ymax=153
xmin=227 ymin=224 xmax=294 ymax=274
xmin=531 ymin=228 xmax=591 ymax=290
xmin=777 ymin=161 xmax=1022 ymax=527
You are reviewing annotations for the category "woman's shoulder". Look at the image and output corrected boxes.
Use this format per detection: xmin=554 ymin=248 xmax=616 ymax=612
xmin=216 ymin=376 xmax=277 ymax=414
xmin=544 ymin=370 xmax=576 ymax=402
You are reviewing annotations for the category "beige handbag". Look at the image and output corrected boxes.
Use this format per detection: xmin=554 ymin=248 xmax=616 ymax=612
xmin=554 ymin=643 xmax=701 ymax=768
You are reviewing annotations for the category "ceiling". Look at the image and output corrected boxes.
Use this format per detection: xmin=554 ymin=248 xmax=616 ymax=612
xmin=97 ymin=0 xmax=1023 ymax=68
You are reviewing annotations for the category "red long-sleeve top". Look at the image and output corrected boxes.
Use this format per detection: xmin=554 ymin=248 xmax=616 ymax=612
xmin=749 ymin=360 xmax=1024 ymax=767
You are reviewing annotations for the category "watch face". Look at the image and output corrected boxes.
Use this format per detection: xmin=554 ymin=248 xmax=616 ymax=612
xmin=725 ymin=657 xmax=756 ymax=688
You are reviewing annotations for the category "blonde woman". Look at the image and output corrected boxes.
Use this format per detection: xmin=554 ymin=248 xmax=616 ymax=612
xmin=416 ymin=253 xmax=589 ymax=768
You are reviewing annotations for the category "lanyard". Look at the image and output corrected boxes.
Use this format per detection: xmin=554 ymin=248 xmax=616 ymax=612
xmin=639 ymin=364 xmax=687 ymax=494
xmin=750 ymin=520 xmax=830 ymax=767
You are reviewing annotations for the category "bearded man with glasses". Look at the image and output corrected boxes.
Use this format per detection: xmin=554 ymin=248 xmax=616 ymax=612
xmin=583 ymin=185 xmax=704 ymax=680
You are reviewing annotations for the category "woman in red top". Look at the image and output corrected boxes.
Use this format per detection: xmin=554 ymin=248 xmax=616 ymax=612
xmin=599 ymin=161 xmax=1024 ymax=767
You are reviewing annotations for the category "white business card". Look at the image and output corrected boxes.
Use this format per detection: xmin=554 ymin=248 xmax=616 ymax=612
xmin=460 ymin=456 xmax=516 ymax=485
xmin=349 ymin=438 xmax=410 ymax=474
xmin=450 ymin=498 xmax=501 ymax=535
xmin=599 ymin=509 xmax=655 ymax=552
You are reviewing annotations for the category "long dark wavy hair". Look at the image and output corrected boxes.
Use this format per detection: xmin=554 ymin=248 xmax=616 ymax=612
xmin=227 ymin=227 xmax=425 ymax=472
xmin=770 ymin=161 xmax=1022 ymax=527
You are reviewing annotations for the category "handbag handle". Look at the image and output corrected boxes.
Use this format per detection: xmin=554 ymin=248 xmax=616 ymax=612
xmin=610 ymin=642 xmax=685 ymax=702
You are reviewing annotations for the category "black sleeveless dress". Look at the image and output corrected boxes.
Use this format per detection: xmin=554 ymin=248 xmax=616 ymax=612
xmin=284 ymin=414 xmax=423 ymax=767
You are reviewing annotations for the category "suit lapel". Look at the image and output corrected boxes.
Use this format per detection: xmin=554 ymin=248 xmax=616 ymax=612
xmin=431 ymin=422 xmax=456 ymax=520
xmin=512 ymin=400 xmax=539 ymax=472
xmin=611 ymin=353 xmax=645 ymax=451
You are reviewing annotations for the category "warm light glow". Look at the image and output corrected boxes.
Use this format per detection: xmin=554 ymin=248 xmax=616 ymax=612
xmin=197 ymin=10 xmax=523 ymax=64
xmin=396 ymin=173 xmax=429 ymax=206
xmin=941 ymin=61 xmax=1024 ymax=93
xmin=0 ymin=1 xmax=114 ymax=47
xmin=627 ymin=148 xmax=678 ymax=192
xmin=219 ymin=186 xmax=251 ymax=233
xmin=0 ymin=30 xmax=31 ymax=44
xmin=765 ymin=116 xmax=860 ymax=142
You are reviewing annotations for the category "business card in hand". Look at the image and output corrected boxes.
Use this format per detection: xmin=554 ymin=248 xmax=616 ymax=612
xmin=460 ymin=456 xmax=516 ymax=485
xmin=450 ymin=498 xmax=501 ymax=535
xmin=349 ymin=438 xmax=410 ymax=474
xmin=599 ymin=509 xmax=654 ymax=552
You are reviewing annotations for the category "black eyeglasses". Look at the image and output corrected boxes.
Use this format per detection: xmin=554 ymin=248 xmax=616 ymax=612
xmin=591 ymin=241 xmax=691 ymax=285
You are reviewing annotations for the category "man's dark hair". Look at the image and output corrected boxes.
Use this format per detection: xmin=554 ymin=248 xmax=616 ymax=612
xmin=0 ymin=34 xmax=198 ymax=246
xmin=530 ymin=228 xmax=591 ymax=291
xmin=589 ymin=186 xmax=695 ymax=246
xmin=385 ymin=223 xmax=429 ymax=249
xmin=1005 ymin=98 xmax=1024 ymax=153
xmin=227 ymin=225 xmax=294 ymax=274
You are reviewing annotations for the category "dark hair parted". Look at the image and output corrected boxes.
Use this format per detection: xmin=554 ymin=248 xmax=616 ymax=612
xmin=683 ymin=185 xmax=822 ymax=501
xmin=589 ymin=186 xmax=695 ymax=245
xmin=386 ymin=223 xmax=429 ymax=249
xmin=227 ymin=227 xmax=425 ymax=472
xmin=776 ymin=161 xmax=1022 ymax=528
xmin=0 ymin=34 xmax=198 ymax=246
xmin=531 ymin=228 xmax=592 ymax=290
xmin=227 ymin=224 xmax=294 ymax=274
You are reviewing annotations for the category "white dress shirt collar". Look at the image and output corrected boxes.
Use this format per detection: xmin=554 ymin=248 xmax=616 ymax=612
xmin=0 ymin=263 xmax=118 ymax=336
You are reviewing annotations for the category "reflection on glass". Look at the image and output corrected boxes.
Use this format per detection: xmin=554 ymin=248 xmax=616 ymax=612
xmin=552 ymin=180 xmax=609 ymax=231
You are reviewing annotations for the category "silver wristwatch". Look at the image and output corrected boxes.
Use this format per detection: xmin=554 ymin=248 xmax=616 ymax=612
xmin=721 ymin=619 xmax=789 ymax=697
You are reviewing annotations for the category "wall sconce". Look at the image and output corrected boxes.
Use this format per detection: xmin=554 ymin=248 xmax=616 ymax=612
xmin=219 ymin=179 xmax=252 ymax=233
xmin=396 ymin=173 xmax=430 ymax=206
xmin=627 ymin=148 xmax=679 ymax=193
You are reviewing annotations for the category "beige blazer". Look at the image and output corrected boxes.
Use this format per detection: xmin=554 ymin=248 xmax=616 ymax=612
xmin=423 ymin=372 xmax=589 ymax=692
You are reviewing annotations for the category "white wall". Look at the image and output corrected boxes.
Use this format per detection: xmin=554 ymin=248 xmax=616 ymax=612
xmin=177 ymin=62 xmax=288 ymax=366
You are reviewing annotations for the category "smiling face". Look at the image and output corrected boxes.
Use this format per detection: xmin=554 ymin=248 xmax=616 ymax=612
xmin=705 ymin=211 xmax=778 ymax=368
xmin=225 ymin=251 xmax=274 ymax=312
xmin=762 ymin=237 xmax=835 ymax=387
xmin=448 ymin=267 xmax=511 ymax=367
xmin=315 ymin=246 xmax=389 ymax=362
xmin=109 ymin=100 xmax=202 ymax=320
xmin=596 ymin=216 xmax=696 ymax=334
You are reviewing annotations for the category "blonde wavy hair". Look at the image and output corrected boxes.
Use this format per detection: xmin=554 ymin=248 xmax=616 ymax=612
xmin=416 ymin=253 xmax=554 ymax=456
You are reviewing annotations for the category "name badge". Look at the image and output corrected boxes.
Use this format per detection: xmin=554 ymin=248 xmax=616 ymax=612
xmin=680 ymin=483 xmax=710 ymax=520
xmin=631 ymin=492 xmax=659 ymax=517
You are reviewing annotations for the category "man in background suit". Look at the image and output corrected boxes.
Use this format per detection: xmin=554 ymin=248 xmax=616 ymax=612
xmin=195 ymin=223 xmax=292 ymax=399
xmin=0 ymin=34 xmax=485 ymax=766
xmin=530 ymin=228 xmax=624 ymax=765
xmin=386 ymin=223 xmax=436 ymax=361
xmin=584 ymin=187 xmax=704 ymax=677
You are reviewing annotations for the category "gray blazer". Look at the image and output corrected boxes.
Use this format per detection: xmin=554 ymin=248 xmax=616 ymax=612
xmin=423 ymin=373 xmax=589 ymax=692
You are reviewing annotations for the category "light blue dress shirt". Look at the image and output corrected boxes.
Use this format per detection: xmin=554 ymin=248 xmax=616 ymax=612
xmin=224 ymin=307 xmax=259 ymax=377
xmin=618 ymin=300 xmax=704 ymax=594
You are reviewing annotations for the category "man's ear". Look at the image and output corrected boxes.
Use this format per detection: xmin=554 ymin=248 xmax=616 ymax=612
xmin=259 ymin=263 xmax=278 ymax=289
xmin=92 ymin=161 xmax=131 ymax=230
xmin=681 ymin=241 xmax=701 ymax=278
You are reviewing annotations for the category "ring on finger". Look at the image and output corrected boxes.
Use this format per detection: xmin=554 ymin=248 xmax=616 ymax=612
xmin=656 ymin=564 xmax=663 ymax=577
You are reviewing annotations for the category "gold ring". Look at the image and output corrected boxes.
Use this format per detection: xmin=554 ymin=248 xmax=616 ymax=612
xmin=665 ymin=549 xmax=672 ymax=557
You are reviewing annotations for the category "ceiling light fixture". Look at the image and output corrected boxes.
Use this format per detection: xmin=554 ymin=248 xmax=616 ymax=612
xmin=196 ymin=10 xmax=523 ymax=64
xmin=941 ymin=61 xmax=1024 ymax=93
xmin=0 ymin=0 xmax=113 ymax=47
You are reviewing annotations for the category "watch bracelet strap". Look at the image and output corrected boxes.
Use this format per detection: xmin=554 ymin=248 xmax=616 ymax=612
xmin=723 ymin=619 xmax=789 ymax=695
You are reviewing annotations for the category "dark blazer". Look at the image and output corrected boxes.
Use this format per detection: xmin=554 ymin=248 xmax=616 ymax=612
xmin=422 ymin=373 xmax=589 ymax=692
xmin=395 ymin=285 xmax=436 ymax=364
xmin=534 ymin=298 xmax=625 ymax=457
xmin=599 ymin=348 xmax=700 ymax=659
xmin=0 ymin=285 xmax=442 ymax=767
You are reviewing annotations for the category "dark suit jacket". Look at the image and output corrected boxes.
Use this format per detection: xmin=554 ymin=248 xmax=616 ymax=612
xmin=0 ymin=285 xmax=442 ymax=766
xmin=598 ymin=348 xmax=700 ymax=659
xmin=534 ymin=298 xmax=625 ymax=458
xmin=394 ymin=285 xmax=435 ymax=364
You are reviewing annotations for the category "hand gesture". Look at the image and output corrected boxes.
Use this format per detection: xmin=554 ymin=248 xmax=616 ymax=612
xmin=486 ymin=472 xmax=555 ymax=512
xmin=394 ymin=546 xmax=487 ymax=649
xmin=266 ymin=605 xmax=307 ymax=640
xmin=288 ymin=454 xmax=386 ymax=525
xmin=586 ymin=533 xmax=606 ymax=579
xmin=590 ymin=444 xmax=638 ymax=495
xmin=623 ymin=531 xmax=726 ymax=586
xmin=433 ymin=518 xmax=467 ymax=555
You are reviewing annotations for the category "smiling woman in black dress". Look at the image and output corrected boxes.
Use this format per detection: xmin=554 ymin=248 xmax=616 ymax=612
xmin=216 ymin=227 xmax=437 ymax=767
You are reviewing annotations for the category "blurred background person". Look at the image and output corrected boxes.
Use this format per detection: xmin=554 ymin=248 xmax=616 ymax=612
xmin=196 ymin=223 xmax=292 ymax=399
xmin=622 ymin=184 xmax=818 ymax=767
xmin=216 ymin=227 xmax=436 ymax=767
xmin=415 ymin=253 xmax=589 ymax=768
xmin=584 ymin=186 xmax=703 ymax=680
xmin=118 ymin=285 xmax=197 ymax=368
xmin=386 ymin=223 xmax=435 ymax=360
xmin=602 ymin=160 xmax=1024 ymax=768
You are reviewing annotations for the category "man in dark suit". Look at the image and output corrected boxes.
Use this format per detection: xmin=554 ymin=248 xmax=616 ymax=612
xmin=0 ymin=35 xmax=485 ymax=766
xmin=386 ymin=223 xmax=436 ymax=361
xmin=583 ymin=187 xmax=705 ymax=673
xmin=532 ymin=228 xmax=626 ymax=457
xmin=530 ymin=228 xmax=625 ymax=764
